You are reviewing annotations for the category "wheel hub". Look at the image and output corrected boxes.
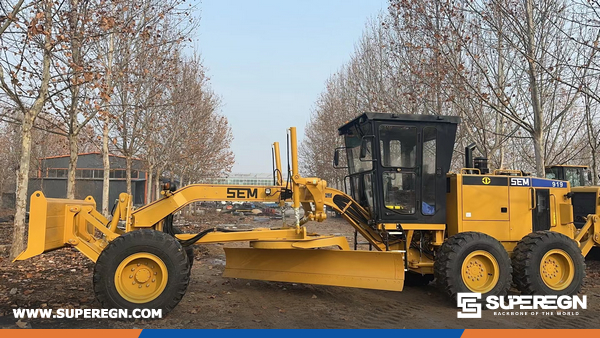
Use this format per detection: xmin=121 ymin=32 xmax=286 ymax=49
xmin=135 ymin=268 xmax=151 ymax=284
xmin=461 ymin=250 xmax=499 ymax=293
xmin=115 ymin=253 xmax=168 ymax=303
xmin=540 ymin=249 xmax=574 ymax=291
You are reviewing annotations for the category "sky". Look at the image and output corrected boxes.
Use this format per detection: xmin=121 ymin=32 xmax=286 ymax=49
xmin=192 ymin=0 xmax=387 ymax=174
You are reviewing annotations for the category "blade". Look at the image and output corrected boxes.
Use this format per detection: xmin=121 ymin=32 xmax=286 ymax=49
xmin=224 ymin=247 xmax=405 ymax=291
xmin=14 ymin=191 xmax=95 ymax=261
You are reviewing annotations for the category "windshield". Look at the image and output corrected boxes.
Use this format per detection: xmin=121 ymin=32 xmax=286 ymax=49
xmin=545 ymin=168 xmax=559 ymax=180
xmin=379 ymin=125 xmax=416 ymax=168
xmin=344 ymin=123 xmax=372 ymax=174
xmin=546 ymin=166 xmax=589 ymax=187
xmin=565 ymin=167 xmax=584 ymax=187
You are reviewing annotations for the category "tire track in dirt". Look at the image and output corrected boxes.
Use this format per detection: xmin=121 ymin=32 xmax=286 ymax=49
xmin=533 ymin=309 xmax=600 ymax=329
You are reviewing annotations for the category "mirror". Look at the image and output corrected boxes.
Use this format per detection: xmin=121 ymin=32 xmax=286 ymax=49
xmin=333 ymin=147 xmax=348 ymax=169
xmin=360 ymin=139 xmax=368 ymax=159
xmin=358 ymin=136 xmax=374 ymax=162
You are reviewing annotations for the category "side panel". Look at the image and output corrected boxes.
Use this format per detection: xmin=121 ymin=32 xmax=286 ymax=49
xmin=547 ymin=184 xmax=576 ymax=239
xmin=460 ymin=220 xmax=510 ymax=240
xmin=508 ymin=184 xmax=533 ymax=241
xmin=461 ymin=176 xmax=509 ymax=221
xmin=447 ymin=174 xmax=511 ymax=240
xmin=446 ymin=175 xmax=461 ymax=237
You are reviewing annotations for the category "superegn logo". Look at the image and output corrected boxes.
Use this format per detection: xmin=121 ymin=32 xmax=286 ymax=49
xmin=457 ymin=293 xmax=482 ymax=318
xmin=457 ymin=293 xmax=587 ymax=318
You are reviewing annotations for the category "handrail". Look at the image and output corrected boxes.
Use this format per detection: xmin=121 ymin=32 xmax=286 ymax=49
xmin=461 ymin=168 xmax=480 ymax=174
xmin=549 ymin=194 xmax=557 ymax=227
xmin=493 ymin=169 xmax=523 ymax=176
xmin=529 ymin=188 xmax=537 ymax=211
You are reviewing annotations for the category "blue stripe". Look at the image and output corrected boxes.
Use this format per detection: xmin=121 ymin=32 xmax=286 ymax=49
xmin=139 ymin=329 xmax=465 ymax=337
xmin=531 ymin=178 xmax=568 ymax=188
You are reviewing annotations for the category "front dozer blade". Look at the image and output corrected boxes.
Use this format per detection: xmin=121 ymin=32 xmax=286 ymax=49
xmin=223 ymin=248 xmax=405 ymax=291
xmin=14 ymin=191 xmax=96 ymax=261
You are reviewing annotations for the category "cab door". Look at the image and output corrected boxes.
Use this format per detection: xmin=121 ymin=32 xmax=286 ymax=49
xmin=532 ymin=188 xmax=551 ymax=231
xmin=377 ymin=124 xmax=420 ymax=220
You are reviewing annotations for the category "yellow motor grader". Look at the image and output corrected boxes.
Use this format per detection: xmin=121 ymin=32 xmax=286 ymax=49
xmin=14 ymin=113 xmax=600 ymax=314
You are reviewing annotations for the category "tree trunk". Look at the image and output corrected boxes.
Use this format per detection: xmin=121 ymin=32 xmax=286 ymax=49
xmin=102 ymin=118 xmax=110 ymax=217
xmin=495 ymin=16 xmax=506 ymax=170
xmin=10 ymin=0 xmax=53 ymax=259
xmin=591 ymin=149 xmax=598 ymax=186
xmin=126 ymin=155 xmax=132 ymax=195
xmin=147 ymin=166 xmax=153 ymax=203
xmin=10 ymin=118 xmax=34 ymax=259
xmin=66 ymin=133 xmax=78 ymax=199
xmin=101 ymin=26 xmax=114 ymax=217
xmin=155 ymin=170 xmax=161 ymax=200
xmin=179 ymin=174 xmax=184 ymax=217
xmin=585 ymin=95 xmax=599 ymax=185
xmin=66 ymin=0 xmax=81 ymax=200
xmin=525 ymin=0 xmax=545 ymax=177
xmin=494 ymin=113 xmax=506 ymax=169
xmin=532 ymin=133 xmax=545 ymax=177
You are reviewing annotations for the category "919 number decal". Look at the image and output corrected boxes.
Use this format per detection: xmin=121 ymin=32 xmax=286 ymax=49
xmin=551 ymin=181 xmax=565 ymax=188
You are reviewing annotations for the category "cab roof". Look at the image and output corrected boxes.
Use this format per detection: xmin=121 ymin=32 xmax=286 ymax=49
xmin=338 ymin=112 xmax=461 ymax=135
xmin=546 ymin=165 xmax=589 ymax=169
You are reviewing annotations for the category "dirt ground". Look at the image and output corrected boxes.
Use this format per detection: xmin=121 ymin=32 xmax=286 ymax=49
xmin=1 ymin=213 xmax=600 ymax=329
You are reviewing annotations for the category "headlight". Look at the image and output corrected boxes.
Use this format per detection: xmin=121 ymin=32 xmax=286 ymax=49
xmin=265 ymin=188 xmax=272 ymax=195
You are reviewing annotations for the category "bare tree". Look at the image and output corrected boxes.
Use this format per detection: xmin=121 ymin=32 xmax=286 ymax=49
xmin=0 ymin=0 xmax=54 ymax=259
xmin=108 ymin=0 xmax=195 ymax=196
xmin=143 ymin=53 xmax=233 ymax=199
xmin=304 ymin=0 xmax=598 ymax=180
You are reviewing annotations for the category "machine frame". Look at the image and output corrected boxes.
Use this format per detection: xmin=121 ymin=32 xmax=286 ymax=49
xmin=14 ymin=113 xmax=600 ymax=314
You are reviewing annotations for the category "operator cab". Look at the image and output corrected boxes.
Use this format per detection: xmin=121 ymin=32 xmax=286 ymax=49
xmin=336 ymin=113 xmax=460 ymax=225
xmin=545 ymin=165 xmax=592 ymax=187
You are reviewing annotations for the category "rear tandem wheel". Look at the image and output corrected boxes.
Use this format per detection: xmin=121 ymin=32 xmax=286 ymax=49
xmin=434 ymin=231 xmax=512 ymax=300
xmin=512 ymin=231 xmax=585 ymax=295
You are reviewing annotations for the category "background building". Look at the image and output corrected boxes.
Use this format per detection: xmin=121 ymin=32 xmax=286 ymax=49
xmin=28 ymin=153 xmax=147 ymax=210
xmin=200 ymin=173 xmax=279 ymax=186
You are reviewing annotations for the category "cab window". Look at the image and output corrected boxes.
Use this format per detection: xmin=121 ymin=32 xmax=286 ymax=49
xmin=379 ymin=125 xmax=416 ymax=168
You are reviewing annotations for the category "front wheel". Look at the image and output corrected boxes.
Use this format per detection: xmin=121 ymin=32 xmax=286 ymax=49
xmin=512 ymin=231 xmax=585 ymax=295
xmin=93 ymin=229 xmax=190 ymax=315
xmin=434 ymin=232 xmax=512 ymax=299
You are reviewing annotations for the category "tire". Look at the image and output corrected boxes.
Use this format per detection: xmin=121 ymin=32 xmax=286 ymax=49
xmin=166 ymin=225 xmax=195 ymax=269
xmin=183 ymin=246 xmax=195 ymax=269
xmin=404 ymin=272 xmax=434 ymax=287
xmin=512 ymin=231 xmax=585 ymax=295
xmin=434 ymin=232 xmax=512 ymax=300
xmin=93 ymin=230 xmax=190 ymax=315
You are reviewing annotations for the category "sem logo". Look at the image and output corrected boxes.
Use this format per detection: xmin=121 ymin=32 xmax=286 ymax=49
xmin=481 ymin=177 xmax=491 ymax=185
xmin=457 ymin=293 xmax=482 ymax=318
xmin=510 ymin=178 xmax=530 ymax=186
xmin=226 ymin=188 xmax=258 ymax=199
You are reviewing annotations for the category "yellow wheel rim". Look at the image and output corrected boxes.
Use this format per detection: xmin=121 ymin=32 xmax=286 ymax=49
xmin=461 ymin=250 xmax=500 ymax=293
xmin=114 ymin=253 xmax=168 ymax=303
xmin=540 ymin=249 xmax=574 ymax=291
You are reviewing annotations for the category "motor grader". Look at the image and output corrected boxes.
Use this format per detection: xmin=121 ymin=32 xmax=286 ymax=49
xmin=14 ymin=113 xmax=600 ymax=313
